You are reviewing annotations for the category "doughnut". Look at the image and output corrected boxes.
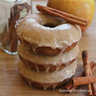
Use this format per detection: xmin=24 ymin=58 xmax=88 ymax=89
xmin=17 ymin=13 xmax=82 ymax=55
xmin=18 ymin=60 xmax=77 ymax=90
xmin=18 ymin=43 xmax=79 ymax=72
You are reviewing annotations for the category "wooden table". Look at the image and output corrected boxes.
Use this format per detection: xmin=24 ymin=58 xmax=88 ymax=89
xmin=0 ymin=1 xmax=96 ymax=96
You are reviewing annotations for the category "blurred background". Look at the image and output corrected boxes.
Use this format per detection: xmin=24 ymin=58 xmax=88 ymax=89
xmin=32 ymin=0 xmax=96 ymax=13
xmin=32 ymin=0 xmax=47 ymax=13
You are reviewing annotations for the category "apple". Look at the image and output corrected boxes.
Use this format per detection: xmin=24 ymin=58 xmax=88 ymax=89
xmin=47 ymin=0 xmax=95 ymax=32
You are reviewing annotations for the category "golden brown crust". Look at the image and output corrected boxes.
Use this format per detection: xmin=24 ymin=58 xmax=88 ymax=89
xmin=19 ymin=53 xmax=76 ymax=72
xmin=23 ymin=75 xmax=73 ymax=89
xmin=18 ymin=36 xmax=78 ymax=55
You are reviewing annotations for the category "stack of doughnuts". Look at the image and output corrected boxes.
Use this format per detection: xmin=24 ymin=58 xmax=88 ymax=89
xmin=17 ymin=13 xmax=82 ymax=90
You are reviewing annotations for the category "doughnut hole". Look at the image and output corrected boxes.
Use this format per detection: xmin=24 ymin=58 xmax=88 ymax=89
xmin=43 ymin=23 xmax=58 ymax=28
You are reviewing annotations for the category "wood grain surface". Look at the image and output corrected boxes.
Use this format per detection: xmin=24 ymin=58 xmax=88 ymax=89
xmin=0 ymin=1 xmax=96 ymax=96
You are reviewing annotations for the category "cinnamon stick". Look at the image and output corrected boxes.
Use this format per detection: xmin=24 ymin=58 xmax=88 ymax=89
xmin=37 ymin=5 xmax=88 ymax=24
xmin=10 ymin=3 xmax=31 ymax=52
xmin=69 ymin=63 xmax=96 ymax=94
xmin=72 ymin=76 xmax=96 ymax=86
xmin=82 ymin=51 xmax=93 ymax=96
xmin=63 ymin=61 xmax=95 ymax=90
xmin=82 ymin=51 xmax=90 ymax=76
xmin=68 ymin=86 xmax=78 ymax=94
xmin=36 ymin=5 xmax=88 ymax=27
xmin=7 ymin=10 xmax=14 ymax=44
xmin=10 ymin=5 xmax=23 ymax=52
xmin=0 ymin=3 xmax=31 ymax=53
xmin=89 ymin=63 xmax=96 ymax=95
xmin=0 ymin=26 xmax=7 ymax=41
